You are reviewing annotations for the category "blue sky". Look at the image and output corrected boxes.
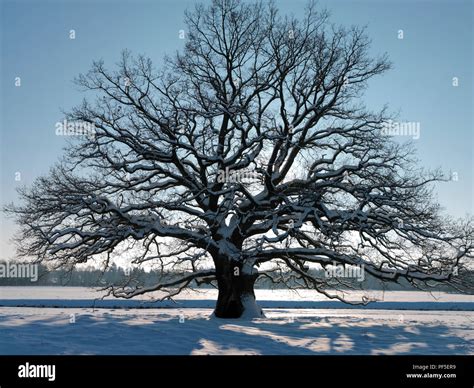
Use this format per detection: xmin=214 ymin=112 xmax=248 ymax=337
xmin=1 ymin=0 xmax=473 ymax=258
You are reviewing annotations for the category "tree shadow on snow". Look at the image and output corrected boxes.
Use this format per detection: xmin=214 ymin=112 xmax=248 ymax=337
xmin=0 ymin=308 xmax=471 ymax=355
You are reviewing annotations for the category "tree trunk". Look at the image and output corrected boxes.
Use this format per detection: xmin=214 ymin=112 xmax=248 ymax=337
xmin=213 ymin=259 xmax=264 ymax=319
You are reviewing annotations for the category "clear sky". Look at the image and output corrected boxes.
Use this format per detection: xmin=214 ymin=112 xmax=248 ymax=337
xmin=1 ymin=0 xmax=473 ymax=259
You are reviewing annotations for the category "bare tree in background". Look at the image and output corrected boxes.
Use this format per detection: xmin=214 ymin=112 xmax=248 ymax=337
xmin=6 ymin=0 xmax=473 ymax=318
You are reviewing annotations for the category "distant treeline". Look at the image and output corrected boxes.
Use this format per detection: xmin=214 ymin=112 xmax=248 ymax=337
xmin=0 ymin=263 xmax=472 ymax=292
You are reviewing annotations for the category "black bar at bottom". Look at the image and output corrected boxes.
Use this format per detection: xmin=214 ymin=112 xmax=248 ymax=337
xmin=0 ymin=355 xmax=471 ymax=387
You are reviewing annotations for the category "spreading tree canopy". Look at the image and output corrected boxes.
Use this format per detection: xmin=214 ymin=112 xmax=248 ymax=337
xmin=6 ymin=0 xmax=473 ymax=318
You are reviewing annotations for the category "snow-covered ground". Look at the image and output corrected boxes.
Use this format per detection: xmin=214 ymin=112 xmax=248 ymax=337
xmin=1 ymin=287 xmax=472 ymax=309
xmin=0 ymin=287 xmax=472 ymax=355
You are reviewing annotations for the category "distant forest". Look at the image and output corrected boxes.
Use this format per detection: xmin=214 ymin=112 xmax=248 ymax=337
xmin=1 ymin=263 xmax=472 ymax=292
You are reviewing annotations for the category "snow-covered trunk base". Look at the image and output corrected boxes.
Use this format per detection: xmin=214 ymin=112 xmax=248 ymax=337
xmin=213 ymin=261 xmax=264 ymax=319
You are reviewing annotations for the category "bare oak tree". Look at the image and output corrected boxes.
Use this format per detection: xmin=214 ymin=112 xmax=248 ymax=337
xmin=6 ymin=0 xmax=473 ymax=318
